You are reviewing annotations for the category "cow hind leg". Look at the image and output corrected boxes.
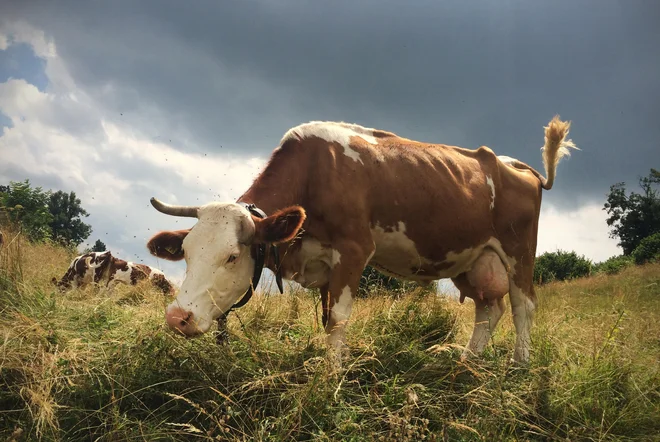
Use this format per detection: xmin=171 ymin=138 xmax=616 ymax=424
xmin=99 ymin=279 xmax=119 ymax=296
xmin=454 ymin=273 xmax=506 ymax=359
xmin=509 ymin=280 xmax=537 ymax=363
xmin=465 ymin=297 xmax=506 ymax=359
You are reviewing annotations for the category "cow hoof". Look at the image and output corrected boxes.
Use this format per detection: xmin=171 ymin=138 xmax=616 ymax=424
xmin=325 ymin=344 xmax=349 ymax=373
xmin=508 ymin=357 xmax=531 ymax=370
xmin=459 ymin=348 xmax=477 ymax=363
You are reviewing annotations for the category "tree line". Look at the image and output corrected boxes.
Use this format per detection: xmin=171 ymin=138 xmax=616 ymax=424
xmin=0 ymin=180 xmax=106 ymax=252
xmin=532 ymin=168 xmax=660 ymax=284
xmin=2 ymin=168 xmax=658 ymax=289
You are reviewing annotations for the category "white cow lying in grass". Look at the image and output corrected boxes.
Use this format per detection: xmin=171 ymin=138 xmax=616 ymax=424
xmin=52 ymin=251 xmax=175 ymax=295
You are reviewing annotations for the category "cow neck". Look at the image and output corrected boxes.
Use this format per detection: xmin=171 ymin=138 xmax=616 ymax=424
xmin=226 ymin=202 xmax=284 ymax=313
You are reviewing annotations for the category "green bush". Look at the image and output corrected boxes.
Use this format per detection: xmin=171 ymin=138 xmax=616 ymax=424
xmin=358 ymin=265 xmax=430 ymax=297
xmin=0 ymin=180 xmax=53 ymax=242
xmin=593 ymin=255 xmax=634 ymax=275
xmin=0 ymin=180 xmax=92 ymax=246
xmin=533 ymin=250 xmax=592 ymax=285
xmin=631 ymin=232 xmax=660 ymax=265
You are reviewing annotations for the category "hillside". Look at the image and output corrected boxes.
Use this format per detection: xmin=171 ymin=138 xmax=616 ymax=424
xmin=1 ymin=229 xmax=659 ymax=441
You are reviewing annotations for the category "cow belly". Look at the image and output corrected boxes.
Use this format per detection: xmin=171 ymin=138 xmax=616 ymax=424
xmin=370 ymin=231 xmax=510 ymax=283
xmin=370 ymin=221 xmax=438 ymax=280
xmin=465 ymin=249 xmax=509 ymax=299
xmin=370 ymin=221 xmax=471 ymax=281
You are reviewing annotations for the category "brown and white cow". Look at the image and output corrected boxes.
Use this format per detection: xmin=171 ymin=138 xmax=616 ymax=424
xmin=52 ymin=251 xmax=176 ymax=295
xmin=147 ymin=116 xmax=577 ymax=363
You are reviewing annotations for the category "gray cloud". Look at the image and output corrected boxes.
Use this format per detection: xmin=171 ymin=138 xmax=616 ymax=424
xmin=2 ymin=0 xmax=659 ymax=210
xmin=0 ymin=0 xmax=658 ymax=278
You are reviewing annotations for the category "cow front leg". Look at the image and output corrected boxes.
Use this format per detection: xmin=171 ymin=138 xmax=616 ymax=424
xmin=325 ymin=241 xmax=372 ymax=355
xmin=320 ymin=283 xmax=330 ymax=328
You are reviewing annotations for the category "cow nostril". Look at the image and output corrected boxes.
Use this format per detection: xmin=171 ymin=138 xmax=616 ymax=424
xmin=179 ymin=311 xmax=192 ymax=328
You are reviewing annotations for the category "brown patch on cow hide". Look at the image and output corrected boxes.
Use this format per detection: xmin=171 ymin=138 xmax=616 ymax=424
xmin=74 ymin=255 xmax=89 ymax=276
xmin=109 ymin=259 xmax=129 ymax=281
xmin=151 ymin=273 xmax=175 ymax=295
xmin=131 ymin=264 xmax=151 ymax=284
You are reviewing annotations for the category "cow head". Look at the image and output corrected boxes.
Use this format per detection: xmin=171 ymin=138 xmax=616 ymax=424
xmin=147 ymin=197 xmax=306 ymax=337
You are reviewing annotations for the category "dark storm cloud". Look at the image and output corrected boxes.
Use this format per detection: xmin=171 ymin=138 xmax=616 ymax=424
xmin=2 ymin=0 xmax=659 ymax=209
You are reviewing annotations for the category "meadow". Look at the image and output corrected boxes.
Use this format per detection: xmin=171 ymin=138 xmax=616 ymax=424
xmin=1 ymin=228 xmax=659 ymax=441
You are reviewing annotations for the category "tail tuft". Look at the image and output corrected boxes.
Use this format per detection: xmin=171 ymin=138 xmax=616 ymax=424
xmin=540 ymin=115 xmax=579 ymax=190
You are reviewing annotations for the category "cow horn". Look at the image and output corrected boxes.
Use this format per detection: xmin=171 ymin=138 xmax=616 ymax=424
xmin=150 ymin=197 xmax=199 ymax=218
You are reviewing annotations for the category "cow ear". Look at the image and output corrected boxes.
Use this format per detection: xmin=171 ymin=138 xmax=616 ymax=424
xmin=253 ymin=206 xmax=306 ymax=244
xmin=147 ymin=229 xmax=190 ymax=261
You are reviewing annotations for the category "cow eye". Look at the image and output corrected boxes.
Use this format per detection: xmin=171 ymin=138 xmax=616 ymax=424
xmin=227 ymin=255 xmax=237 ymax=264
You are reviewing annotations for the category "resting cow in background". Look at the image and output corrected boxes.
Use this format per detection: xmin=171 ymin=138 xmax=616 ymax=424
xmin=147 ymin=116 xmax=578 ymax=363
xmin=52 ymin=251 xmax=175 ymax=295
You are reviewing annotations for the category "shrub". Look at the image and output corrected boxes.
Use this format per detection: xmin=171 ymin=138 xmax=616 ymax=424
xmin=358 ymin=265 xmax=433 ymax=297
xmin=0 ymin=180 xmax=53 ymax=242
xmin=533 ymin=250 xmax=592 ymax=285
xmin=592 ymin=254 xmax=634 ymax=275
xmin=631 ymin=232 xmax=660 ymax=265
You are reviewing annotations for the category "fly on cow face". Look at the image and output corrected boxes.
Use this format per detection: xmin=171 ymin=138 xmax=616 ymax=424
xmin=174 ymin=204 xmax=256 ymax=334
xmin=147 ymin=199 xmax=305 ymax=337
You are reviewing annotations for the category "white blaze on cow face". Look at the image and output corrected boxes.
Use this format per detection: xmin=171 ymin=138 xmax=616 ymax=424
xmin=166 ymin=203 xmax=256 ymax=334
xmin=151 ymin=198 xmax=306 ymax=338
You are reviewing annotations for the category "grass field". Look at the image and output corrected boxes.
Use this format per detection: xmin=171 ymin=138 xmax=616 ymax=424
xmin=1 ymin=228 xmax=659 ymax=441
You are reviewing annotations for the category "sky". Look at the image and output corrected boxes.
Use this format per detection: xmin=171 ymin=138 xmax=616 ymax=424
xmin=1 ymin=0 xmax=659 ymax=291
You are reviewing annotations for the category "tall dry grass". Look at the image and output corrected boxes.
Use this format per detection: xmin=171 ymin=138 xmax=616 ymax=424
xmin=1 ymin=228 xmax=659 ymax=441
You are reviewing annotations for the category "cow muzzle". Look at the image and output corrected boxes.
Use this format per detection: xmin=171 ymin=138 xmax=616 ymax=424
xmin=165 ymin=306 xmax=204 ymax=337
